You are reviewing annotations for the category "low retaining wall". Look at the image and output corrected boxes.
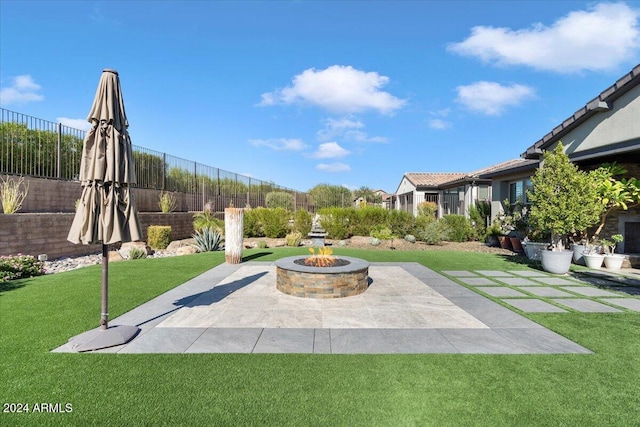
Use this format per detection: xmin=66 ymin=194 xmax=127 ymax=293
xmin=0 ymin=212 xmax=195 ymax=259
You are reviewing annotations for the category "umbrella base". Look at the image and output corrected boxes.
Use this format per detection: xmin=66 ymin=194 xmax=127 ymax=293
xmin=68 ymin=325 xmax=140 ymax=352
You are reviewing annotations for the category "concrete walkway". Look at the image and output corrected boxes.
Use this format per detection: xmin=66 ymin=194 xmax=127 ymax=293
xmin=53 ymin=261 xmax=639 ymax=355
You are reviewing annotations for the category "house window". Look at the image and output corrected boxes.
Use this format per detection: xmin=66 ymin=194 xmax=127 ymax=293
xmin=509 ymin=179 xmax=532 ymax=205
xmin=478 ymin=185 xmax=489 ymax=200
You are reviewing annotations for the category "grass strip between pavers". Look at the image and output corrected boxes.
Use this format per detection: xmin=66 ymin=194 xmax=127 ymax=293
xmin=1 ymin=249 xmax=639 ymax=426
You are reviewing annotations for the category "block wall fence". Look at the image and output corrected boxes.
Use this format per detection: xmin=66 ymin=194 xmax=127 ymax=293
xmin=0 ymin=212 xmax=195 ymax=259
xmin=0 ymin=177 xmax=199 ymax=259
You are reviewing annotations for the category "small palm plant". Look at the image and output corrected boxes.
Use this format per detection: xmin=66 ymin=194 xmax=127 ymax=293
xmin=192 ymin=226 xmax=223 ymax=252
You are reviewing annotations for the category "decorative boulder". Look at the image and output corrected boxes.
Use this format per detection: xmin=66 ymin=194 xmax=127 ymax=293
xmin=176 ymin=246 xmax=198 ymax=256
xmin=119 ymin=241 xmax=152 ymax=259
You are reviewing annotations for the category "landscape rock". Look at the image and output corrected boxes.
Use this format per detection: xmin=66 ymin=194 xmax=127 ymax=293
xmin=167 ymin=238 xmax=195 ymax=252
xmin=108 ymin=251 xmax=124 ymax=262
xmin=176 ymin=246 xmax=198 ymax=256
xmin=119 ymin=241 xmax=152 ymax=259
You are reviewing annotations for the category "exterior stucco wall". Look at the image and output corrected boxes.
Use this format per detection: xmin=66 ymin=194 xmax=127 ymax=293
xmin=552 ymin=85 xmax=640 ymax=155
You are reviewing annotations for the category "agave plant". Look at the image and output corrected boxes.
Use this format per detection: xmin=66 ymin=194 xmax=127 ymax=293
xmin=192 ymin=226 xmax=223 ymax=252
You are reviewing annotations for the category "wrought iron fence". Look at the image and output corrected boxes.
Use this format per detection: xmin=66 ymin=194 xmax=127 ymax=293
xmin=1 ymin=108 xmax=335 ymax=212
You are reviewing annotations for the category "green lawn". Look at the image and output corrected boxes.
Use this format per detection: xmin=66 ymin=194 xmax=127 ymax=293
xmin=1 ymin=249 xmax=639 ymax=426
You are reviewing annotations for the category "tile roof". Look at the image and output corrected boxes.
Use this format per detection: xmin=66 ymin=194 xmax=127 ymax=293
xmin=404 ymin=172 xmax=466 ymax=187
xmin=468 ymin=159 xmax=528 ymax=177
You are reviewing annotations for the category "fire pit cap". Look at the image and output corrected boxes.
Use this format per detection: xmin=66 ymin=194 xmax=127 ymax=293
xmin=275 ymin=255 xmax=369 ymax=274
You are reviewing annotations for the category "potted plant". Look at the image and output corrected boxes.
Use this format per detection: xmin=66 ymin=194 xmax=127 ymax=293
xmin=527 ymin=143 xmax=604 ymax=274
xmin=582 ymin=240 xmax=605 ymax=269
xmin=522 ymin=229 xmax=550 ymax=261
xmin=601 ymin=234 xmax=625 ymax=270
xmin=498 ymin=199 xmax=527 ymax=252
xmin=485 ymin=223 xmax=502 ymax=247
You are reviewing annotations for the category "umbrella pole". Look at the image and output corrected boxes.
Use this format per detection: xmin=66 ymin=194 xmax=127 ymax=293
xmin=101 ymin=243 xmax=109 ymax=330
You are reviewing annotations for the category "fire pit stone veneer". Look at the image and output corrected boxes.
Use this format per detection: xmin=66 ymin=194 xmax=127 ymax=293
xmin=275 ymin=255 xmax=370 ymax=298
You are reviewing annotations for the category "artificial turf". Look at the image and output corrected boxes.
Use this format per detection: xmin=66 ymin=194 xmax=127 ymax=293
xmin=1 ymin=249 xmax=639 ymax=426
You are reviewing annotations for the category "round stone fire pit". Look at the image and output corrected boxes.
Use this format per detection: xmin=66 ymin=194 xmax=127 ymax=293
xmin=275 ymin=255 xmax=370 ymax=298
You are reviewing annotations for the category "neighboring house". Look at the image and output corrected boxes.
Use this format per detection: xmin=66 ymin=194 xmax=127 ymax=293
xmin=394 ymin=172 xmax=464 ymax=217
xmin=353 ymin=189 xmax=391 ymax=209
xmin=393 ymin=159 xmax=524 ymax=218
xmin=485 ymin=64 xmax=640 ymax=253
xmin=392 ymin=64 xmax=640 ymax=255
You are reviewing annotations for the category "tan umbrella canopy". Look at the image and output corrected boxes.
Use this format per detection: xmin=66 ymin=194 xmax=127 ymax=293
xmin=67 ymin=69 xmax=141 ymax=352
xmin=68 ymin=68 xmax=141 ymax=245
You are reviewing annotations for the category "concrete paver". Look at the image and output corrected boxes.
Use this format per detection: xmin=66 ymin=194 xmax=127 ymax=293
xmin=501 ymin=299 xmax=568 ymax=313
xmin=599 ymin=298 xmax=640 ymax=311
xmin=551 ymin=299 xmax=623 ymax=313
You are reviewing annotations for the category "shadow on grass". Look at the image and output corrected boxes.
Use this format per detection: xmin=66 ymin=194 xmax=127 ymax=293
xmin=242 ymin=251 xmax=273 ymax=262
xmin=0 ymin=278 xmax=28 ymax=295
xmin=496 ymin=253 xmax=543 ymax=269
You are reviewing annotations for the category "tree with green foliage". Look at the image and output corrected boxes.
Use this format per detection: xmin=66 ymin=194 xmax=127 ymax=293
xmin=353 ymin=186 xmax=382 ymax=206
xmin=590 ymin=162 xmax=640 ymax=240
xmin=308 ymin=183 xmax=352 ymax=209
xmin=527 ymin=143 xmax=603 ymax=251
xmin=265 ymin=191 xmax=295 ymax=210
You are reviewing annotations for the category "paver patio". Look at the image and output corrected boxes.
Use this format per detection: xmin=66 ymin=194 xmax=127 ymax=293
xmin=53 ymin=262 xmax=618 ymax=355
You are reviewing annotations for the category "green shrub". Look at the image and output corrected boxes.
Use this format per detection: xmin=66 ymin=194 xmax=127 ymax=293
xmin=419 ymin=220 xmax=451 ymax=245
xmin=318 ymin=207 xmax=356 ymax=239
xmin=370 ymin=225 xmax=393 ymax=240
xmin=243 ymin=208 xmax=263 ymax=237
xmin=293 ymin=208 xmax=312 ymax=236
xmin=468 ymin=202 xmax=489 ymax=240
xmin=440 ymin=214 xmax=475 ymax=242
xmin=257 ymin=207 xmax=290 ymax=238
xmin=0 ymin=254 xmax=44 ymax=283
xmin=147 ymin=225 xmax=172 ymax=249
xmin=265 ymin=191 xmax=295 ymax=210
xmin=128 ymin=247 xmax=148 ymax=259
xmin=193 ymin=211 xmax=223 ymax=234
xmin=192 ymin=227 xmax=223 ymax=252
xmin=352 ymin=206 xmax=389 ymax=236
xmin=285 ymin=231 xmax=302 ymax=247
xmin=257 ymin=240 xmax=268 ymax=249
xmin=389 ymin=209 xmax=417 ymax=237
xmin=417 ymin=201 xmax=437 ymax=219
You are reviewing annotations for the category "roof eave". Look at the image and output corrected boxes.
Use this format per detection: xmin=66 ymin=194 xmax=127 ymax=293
xmin=521 ymin=64 xmax=640 ymax=157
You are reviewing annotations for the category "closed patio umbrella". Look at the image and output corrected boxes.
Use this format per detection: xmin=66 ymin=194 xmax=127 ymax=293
xmin=67 ymin=69 xmax=141 ymax=352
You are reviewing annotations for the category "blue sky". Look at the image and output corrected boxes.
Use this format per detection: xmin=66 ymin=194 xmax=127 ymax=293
xmin=2 ymin=1 xmax=639 ymax=193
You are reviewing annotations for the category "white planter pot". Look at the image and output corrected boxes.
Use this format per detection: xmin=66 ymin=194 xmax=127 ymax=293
xmin=524 ymin=242 xmax=548 ymax=261
xmin=571 ymin=244 xmax=586 ymax=265
xmin=541 ymin=250 xmax=574 ymax=274
xmin=583 ymin=253 xmax=605 ymax=270
xmin=603 ymin=254 xmax=625 ymax=271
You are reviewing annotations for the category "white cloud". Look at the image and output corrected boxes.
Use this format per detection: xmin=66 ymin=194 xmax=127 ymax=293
xmin=317 ymin=117 xmax=364 ymax=140
xmin=258 ymin=65 xmax=406 ymax=114
xmin=57 ymin=117 xmax=92 ymax=131
xmin=311 ymin=142 xmax=350 ymax=159
xmin=317 ymin=117 xmax=388 ymax=143
xmin=456 ymin=81 xmax=535 ymax=116
xmin=344 ymin=130 xmax=388 ymax=143
xmin=0 ymin=75 xmax=44 ymax=106
xmin=249 ymin=138 xmax=307 ymax=151
xmin=316 ymin=162 xmax=351 ymax=172
xmin=429 ymin=119 xmax=452 ymax=130
xmin=448 ymin=2 xmax=640 ymax=73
